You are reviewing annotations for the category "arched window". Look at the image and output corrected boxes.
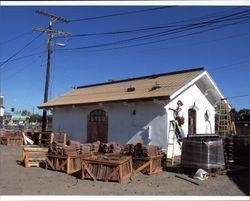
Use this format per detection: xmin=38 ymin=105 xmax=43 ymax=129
xmin=89 ymin=109 xmax=107 ymax=122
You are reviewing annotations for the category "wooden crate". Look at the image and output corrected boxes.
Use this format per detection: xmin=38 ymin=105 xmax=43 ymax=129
xmin=46 ymin=153 xmax=92 ymax=174
xmin=1 ymin=136 xmax=23 ymax=146
xmin=22 ymin=146 xmax=48 ymax=168
xmin=81 ymin=155 xmax=133 ymax=184
xmin=38 ymin=132 xmax=53 ymax=145
xmin=132 ymin=155 xmax=163 ymax=175
xmin=51 ymin=132 xmax=67 ymax=146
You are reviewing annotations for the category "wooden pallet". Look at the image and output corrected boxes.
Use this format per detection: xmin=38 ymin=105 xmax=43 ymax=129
xmin=1 ymin=136 xmax=23 ymax=146
xmin=132 ymin=155 xmax=163 ymax=175
xmin=46 ymin=153 xmax=92 ymax=174
xmin=22 ymin=146 xmax=49 ymax=168
xmin=81 ymin=155 xmax=133 ymax=184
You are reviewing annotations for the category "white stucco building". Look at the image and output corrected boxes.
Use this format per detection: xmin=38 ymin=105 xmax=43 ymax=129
xmin=0 ymin=96 xmax=4 ymax=126
xmin=38 ymin=68 xmax=224 ymax=155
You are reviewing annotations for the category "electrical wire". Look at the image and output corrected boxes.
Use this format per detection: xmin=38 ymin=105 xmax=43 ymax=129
xmin=210 ymin=60 xmax=250 ymax=72
xmin=227 ymin=94 xmax=250 ymax=99
xmin=67 ymin=9 xmax=250 ymax=38
xmin=61 ymin=19 xmax=249 ymax=52
xmin=0 ymin=31 xmax=32 ymax=45
xmin=70 ymin=6 xmax=174 ymax=22
xmin=0 ymin=32 xmax=43 ymax=69
xmin=61 ymin=10 xmax=250 ymax=51
xmin=55 ymin=32 xmax=250 ymax=55
xmin=0 ymin=51 xmax=47 ymax=64
xmin=3 ymin=55 xmax=41 ymax=78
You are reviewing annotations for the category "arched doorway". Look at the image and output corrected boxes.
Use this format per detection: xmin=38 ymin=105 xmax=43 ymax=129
xmin=188 ymin=109 xmax=196 ymax=134
xmin=87 ymin=109 xmax=108 ymax=143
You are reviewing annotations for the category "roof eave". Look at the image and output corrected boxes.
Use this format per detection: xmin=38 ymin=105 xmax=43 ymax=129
xmin=38 ymin=95 xmax=170 ymax=109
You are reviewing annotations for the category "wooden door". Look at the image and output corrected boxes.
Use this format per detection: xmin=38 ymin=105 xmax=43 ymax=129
xmin=87 ymin=109 xmax=108 ymax=143
xmin=188 ymin=109 xmax=196 ymax=134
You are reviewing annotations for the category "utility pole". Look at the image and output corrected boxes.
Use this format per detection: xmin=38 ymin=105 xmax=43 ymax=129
xmin=33 ymin=10 xmax=70 ymax=131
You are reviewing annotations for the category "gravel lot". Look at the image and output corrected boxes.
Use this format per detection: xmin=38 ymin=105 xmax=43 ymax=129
xmin=0 ymin=145 xmax=249 ymax=196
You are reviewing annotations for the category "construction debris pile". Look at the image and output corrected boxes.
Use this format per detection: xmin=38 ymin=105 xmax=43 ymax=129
xmin=97 ymin=141 xmax=163 ymax=157
xmin=48 ymin=140 xmax=100 ymax=157
xmin=47 ymin=140 xmax=163 ymax=159
xmin=0 ymin=130 xmax=23 ymax=146
xmin=22 ymin=137 xmax=164 ymax=183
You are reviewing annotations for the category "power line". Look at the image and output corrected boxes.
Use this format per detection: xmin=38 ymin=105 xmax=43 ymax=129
xmin=227 ymin=93 xmax=250 ymax=99
xmin=0 ymin=51 xmax=46 ymax=64
xmin=0 ymin=33 xmax=43 ymax=69
xmin=67 ymin=9 xmax=250 ymax=38
xmin=0 ymin=31 xmax=32 ymax=46
xmin=3 ymin=55 xmax=41 ymax=78
xmin=61 ymin=19 xmax=249 ymax=52
xmin=57 ymin=7 xmax=241 ymax=43
xmin=61 ymin=10 xmax=250 ymax=51
xmin=56 ymin=32 xmax=250 ymax=58
xmin=70 ymin=6 xmax=174 ymax=22
xmin=210 ymin=59 xmax=250 ymax=72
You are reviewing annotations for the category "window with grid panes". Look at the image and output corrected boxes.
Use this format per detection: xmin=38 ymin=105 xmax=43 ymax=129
xmin=89 ymin=109 xmax=106 ymax=122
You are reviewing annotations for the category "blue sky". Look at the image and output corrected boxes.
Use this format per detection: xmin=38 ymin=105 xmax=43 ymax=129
xmin=0 ymin=5 xmax=250 ymax=114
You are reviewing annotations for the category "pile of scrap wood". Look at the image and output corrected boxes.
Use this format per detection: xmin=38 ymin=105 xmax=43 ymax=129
xmin=122 ymin=142 xmax=163 ymax=157
xmin=48 ymin=140 xmax=101 ymax=157
xmin=0 ymin=130 xmax=23 ymax=145
xmin=22 ymin=137 xmax=164 ymax=182
xmin=99 ymin=142 xmax=122 ymax=154
xmin=97 ymin=141 xmax=163 ymax=158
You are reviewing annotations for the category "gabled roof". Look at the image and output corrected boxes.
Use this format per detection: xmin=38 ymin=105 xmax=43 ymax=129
xmin=38 ymin=68 xmax=205 ymax=109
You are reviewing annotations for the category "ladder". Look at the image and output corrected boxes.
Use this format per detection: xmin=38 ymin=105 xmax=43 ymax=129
xmin=166 ymin=120 xmax=183 ymax=165
xmin=217 ymin=99 xmax=237 ymax=137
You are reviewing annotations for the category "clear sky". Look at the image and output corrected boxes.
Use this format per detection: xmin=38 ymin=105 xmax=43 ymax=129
xmin=0 ymin=5 xmax=250 ymax=114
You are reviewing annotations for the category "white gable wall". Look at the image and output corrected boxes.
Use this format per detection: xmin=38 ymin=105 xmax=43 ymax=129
xmin=166 ymin=84 xmax=215 ymax=156
xmin=167 ymin=84 xmax=215 ymax=135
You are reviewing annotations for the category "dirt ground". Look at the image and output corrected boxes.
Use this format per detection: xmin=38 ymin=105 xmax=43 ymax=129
xmin=0 ymin=145 xmax=249 ymax=196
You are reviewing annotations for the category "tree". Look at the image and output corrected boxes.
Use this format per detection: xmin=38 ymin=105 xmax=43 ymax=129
xmin=29 ymin=114 xmax=42 ymax=123
xmin=21 ymin=110 xmax=31 ymax=116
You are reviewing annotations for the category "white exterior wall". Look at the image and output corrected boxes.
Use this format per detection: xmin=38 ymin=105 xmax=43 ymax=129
xmin=107 ymin=102 xmax=168 ymax=148
xmin=53 ymin=107 xmax=87 ymax=142
xmin=0 ymin=107 xmax=4 ymax=117
xmin=52 ymin=83 xmax=215 ymax=155
xmin=52 ymin=102 xmax=168 ymax=147
xmin=167 ymin=84 xmax=215 ymax=135
xmin=165 ymin=84 xmax=215 ymax=156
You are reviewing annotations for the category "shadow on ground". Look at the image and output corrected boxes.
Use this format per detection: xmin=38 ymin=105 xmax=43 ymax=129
xmin=226 ymin=166 xmax=249 ymax=195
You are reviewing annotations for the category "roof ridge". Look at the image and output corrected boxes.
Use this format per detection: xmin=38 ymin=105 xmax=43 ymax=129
xmin=77 ymin=67 xmax=204 ymax=89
